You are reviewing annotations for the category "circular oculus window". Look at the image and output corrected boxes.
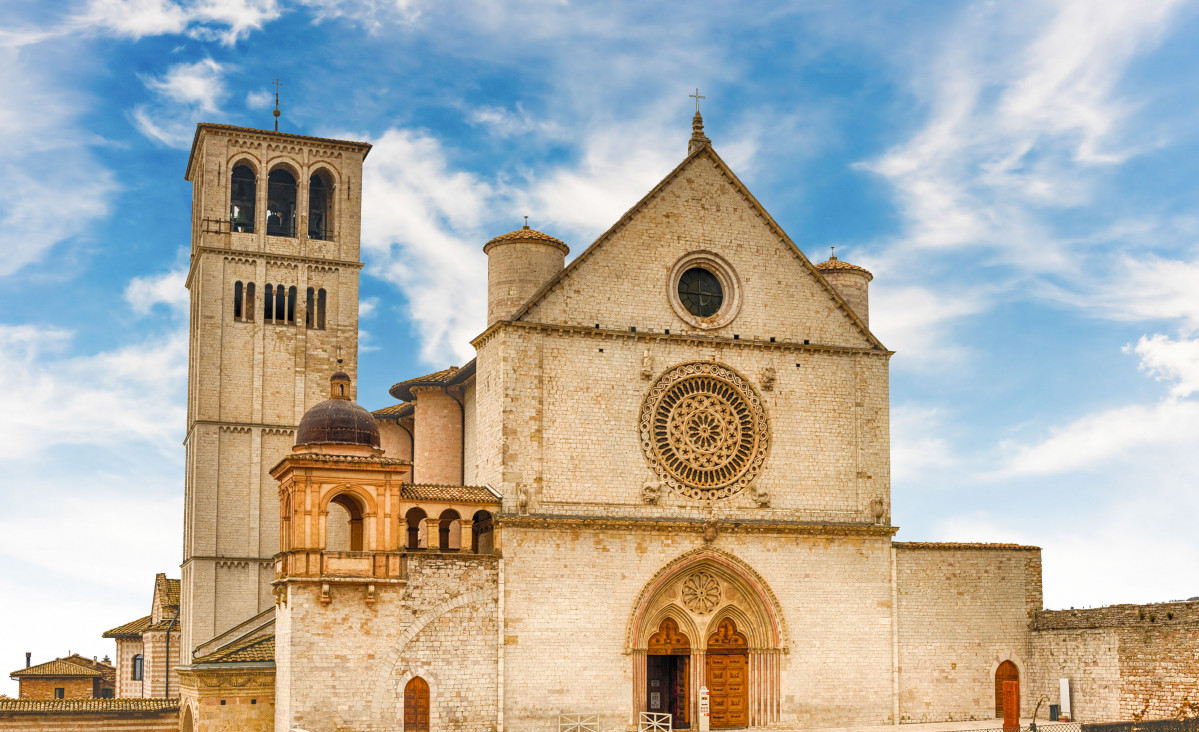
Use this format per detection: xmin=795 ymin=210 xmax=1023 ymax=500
xmin=668 ymin=252 xmax=741 ymax=329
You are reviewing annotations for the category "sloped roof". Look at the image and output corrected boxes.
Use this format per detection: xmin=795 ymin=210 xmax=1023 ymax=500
xmin=0 ymin=698 xmax=180 ymax=713
xmin=388 ymin=366 xmax=460 ymax=401
xmin=103 ymin=615 xmax=152 ymax=638
xmin=10 ymin=660 xmax=105 ymax=679
xmin=814 ymin=256 xmax=873 ymax=279
xmin=372 ymin=402 xmax=414 ymax=419
xmin=58 ymin=655 xmax=113 ymax=674
xmin=483 ymin=226 xmax=569 ymax=255
xmin=401 ymin=484 xmax=501 ymax=504
xmin=145 ymin=617 xmax=179 ymax=632
xmin=893 ymin=542 xmax=1041 ymax=551
xmin=507 ymin=142 xmax=886 ymax=352
xmin=194 ymin=634 xmax=275 ymax=664
xmin=155 ymin=575 xmax=181 ymax=607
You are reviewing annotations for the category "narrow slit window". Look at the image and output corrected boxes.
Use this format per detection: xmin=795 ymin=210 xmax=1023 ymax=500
xmin=233 ymin=281 xmax=243 ymax=320
xmin=264 ymin=284 xmax=274 ymax=321
xmin=317 ymin=288 xmax=327 ymax=330
xmin=306 ymin=287 xmax=315 ymax=328
xmin=308 ymin=171 xmax=331 ymax=240
xmin=275 ymin=285 xmax=286 ymax=323
xmin=245 ymin=282 xmax=255 ymax=322
xmin=287 ymin=286 xmax=297 ymax=324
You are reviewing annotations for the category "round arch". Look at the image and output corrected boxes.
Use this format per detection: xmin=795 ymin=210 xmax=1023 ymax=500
xmin=317 ymin=484 xmax=378 ymax=517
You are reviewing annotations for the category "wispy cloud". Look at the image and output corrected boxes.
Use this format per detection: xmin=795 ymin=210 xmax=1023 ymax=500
xmin=76 ymin=0 xmax=280 ymax=44
xmin=132 ymin=58 xmax=229 ymax=147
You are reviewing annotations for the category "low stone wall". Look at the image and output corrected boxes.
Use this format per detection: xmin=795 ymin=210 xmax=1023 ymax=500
xmin=1031 ymin=601 xmax=1199 ymax=723
xmin=0 ymin=698 xmax=179 ymax=731
xmin=1083 ymin=718 xmax=1199 ymax=732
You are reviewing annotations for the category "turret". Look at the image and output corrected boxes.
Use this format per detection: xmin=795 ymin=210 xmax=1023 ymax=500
xmin=483 ymin=223 xmax=568 ymax=325
xmin=814 ymin=251 xmax=873 ymax=327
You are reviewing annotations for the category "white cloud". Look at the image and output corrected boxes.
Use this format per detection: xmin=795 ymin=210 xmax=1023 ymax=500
xmin=868 ymin=284 xmax=987 ymax=369
xmin=132 ymin=58 xmax=228 ymax=147
xmin=890 ymin=404 xmax=959 ymax=485
xmin=468 ymin=104 xmax=565 ymax=139
xmin=1086 ymin=253 xmax=1199 ymax=332
xmin=358 ymin=297 xmax=379 ymax=320
xmin=0 ymin=47 xmax=117 ymax=277
xmin=246 ymin=88 xmax=273 ymax=109
xmin=125 ymin=267 xmax=189 ymax=315
xmin=359 ymin=128 xmax=492 ymax=364
xmin=0 ymin=323 xmax=187 ymax=461
xmin=1129 ymin=333 xmax=1199 ymax=399
xmin=76 ymin=0 xmax=280 ymax=44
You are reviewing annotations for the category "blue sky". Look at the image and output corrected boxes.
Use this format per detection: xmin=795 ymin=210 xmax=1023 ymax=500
xmin=3 ymin=0 xmax=1199 ymax=693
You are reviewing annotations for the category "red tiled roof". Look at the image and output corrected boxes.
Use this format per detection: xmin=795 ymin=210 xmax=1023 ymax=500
xmin=893 ymin=541 xmax=1041 ymax=551
xmin=194 ymin=634 xmax=275 ymax=664
xmin=0 ymin=698 xmax=180 ymax=713
xmin=483 ymin=227 xmax=569 ymax=255
xmin=372 ymin=402 xmax=414 ymax=419
xmin=10 ymin=660 xmax=105 ymax=679
xmin=103 ymin=615 xmax=152 ymax=638
xmin=401 ymin=484 xmax=501 ymax=504
xmin=814 ymin=256 xmax=873 ymax=279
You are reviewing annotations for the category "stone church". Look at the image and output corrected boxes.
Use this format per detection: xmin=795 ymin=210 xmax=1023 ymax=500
xmin=164 ymin=112 xmax=1198 ymax=732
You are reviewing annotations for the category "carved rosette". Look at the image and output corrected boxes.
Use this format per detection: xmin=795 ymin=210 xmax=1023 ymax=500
xmin=681 ymin=571 xmax=721 ymax=614
xmin=640 ymin=362 xmax=770 ymax=500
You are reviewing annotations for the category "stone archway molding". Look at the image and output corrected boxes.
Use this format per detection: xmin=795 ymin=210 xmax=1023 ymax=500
xmin=625 ymin=546 xmax=789 ymax=652
xmin=369 ymin=589 xmax=494 ymax=729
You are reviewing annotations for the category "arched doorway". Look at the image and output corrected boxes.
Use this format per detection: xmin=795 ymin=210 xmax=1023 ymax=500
xmin=404 ymin=676 xmax=429 ymax=732
xmin=707 ymin=618 xmax=749 ymax=728
xmin=995 ymin=660 xmax=1019 ymax=719
xmin=628 ymin=550 xmax=787 ymax=728
xmin=647 ymin=618 xmax=690 ymax=728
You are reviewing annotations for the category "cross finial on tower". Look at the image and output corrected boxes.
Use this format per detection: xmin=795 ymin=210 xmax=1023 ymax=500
xmin=336 ymin=344 xmax=343 ymax=366
xmin=523 ymin=215 xmax=529 ymax=230
xmin=689 ymin=88 xmax=705 ymax=114
xmin=688 ymin=88 xmax=711 ymax=154
xmin=830 ymin=246 xmax=837 ymax=260
xmin=272 ymin=78 xmax=283 ymax=132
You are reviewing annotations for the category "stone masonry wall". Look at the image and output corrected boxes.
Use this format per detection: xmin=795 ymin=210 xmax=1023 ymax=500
xmin=1030 ymin=602 xmax=1199 ymax=723
xmin=500 ymin=524 xmax=895 ymax=731
xmin=17 ymin=678 xmax=95 ymax=700
xmin=114 ymin=638 xmax=143 ymax=698
xmin=276 ymin=554 xmax=498 ymax=732
xmin=0 ymin=708 xmax=179 ymax=731
xmin=894 ymin=544 xmax=1043 ymax=724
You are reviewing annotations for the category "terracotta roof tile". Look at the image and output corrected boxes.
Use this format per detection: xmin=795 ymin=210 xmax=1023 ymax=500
xmin=194 ymin=634 xmax=275 ymax=664
xmin=814 ymin=256 xmax=873 ymax=279
xmin=372 ymin=402 xmax=414 ymax=419
xmin=10 ymin=660 xmax=105 ymax=679
xmin=893 ymin=541 xmax=1041 ymax=551
xmin=0 ymin=698 xmax=180 ymax=713
xmin=103 ymin=615 xmax=152 ymax=638
xmin=483 ymin=227 xmax=569 ymax=255
xmin=145 ymin=617 xmax=179 ymax=632
xmin=401 ymin=484 xmax=501 ymax=504
xmin=163 ymin=578 xmax=180 ymax=606
xmin=388 ymin=366 xmax=459 ymax=401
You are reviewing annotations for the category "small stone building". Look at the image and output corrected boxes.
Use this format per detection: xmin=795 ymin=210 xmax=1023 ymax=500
xmin=164 ymin=114 xmax=1199 ymax=732
xmin=8 ymin=655 xmax=114 ymax=700
xmin=102 ymin=573 xmax=181 ymax=699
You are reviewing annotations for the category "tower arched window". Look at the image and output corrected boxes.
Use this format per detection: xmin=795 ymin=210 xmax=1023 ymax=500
xmin=308 ymin=171 xmax=332 ymax=240
xmin=233 ymin=281 xmax=243 ymax=320
xmin=287 ymin=286 xmax=297 ymax=324
xmin=274 ymin=284 xmax=286 ymax=323
xmin=230 ymin=164 xmax=256 ymax=233
xmin=266 ymin=167 xmax=297 ymax=237
xmin=264 ymin=284 xmax=274 ymax=321
xmin=317 ymin=288 xmax=327 ymax=329
xmin=306 ymin=287 xmax=315 ymax=328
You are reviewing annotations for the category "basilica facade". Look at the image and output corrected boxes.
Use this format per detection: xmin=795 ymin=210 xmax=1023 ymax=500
xmin=166 ymin=115 xmax=1195 ymax=732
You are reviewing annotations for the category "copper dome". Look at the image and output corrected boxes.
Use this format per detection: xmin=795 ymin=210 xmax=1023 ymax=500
xmin=295 ymin=372 xmax=381 ymax=449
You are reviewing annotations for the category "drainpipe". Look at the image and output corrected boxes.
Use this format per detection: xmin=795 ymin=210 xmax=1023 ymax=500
xmin=165 ymin=623 xmax=171 ymax=698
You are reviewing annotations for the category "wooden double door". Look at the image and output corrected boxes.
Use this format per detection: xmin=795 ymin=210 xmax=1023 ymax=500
xmin=706 ymin=618 xmax=749 ymax=728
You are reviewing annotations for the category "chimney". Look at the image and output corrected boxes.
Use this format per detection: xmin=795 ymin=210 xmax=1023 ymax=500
xmin=25 ymin=652 xmax=30 ymax=668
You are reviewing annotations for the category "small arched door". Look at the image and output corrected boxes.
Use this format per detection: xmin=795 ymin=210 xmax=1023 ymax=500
xmin=995 ymin=661 xmax=1019 ymax=718
xmin=404 ymin=676 xmax=429 ymax=732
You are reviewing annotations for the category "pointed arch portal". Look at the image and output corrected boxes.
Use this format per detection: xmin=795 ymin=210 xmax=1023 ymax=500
xmin=629 ymin=550 xmax=785 ymax=728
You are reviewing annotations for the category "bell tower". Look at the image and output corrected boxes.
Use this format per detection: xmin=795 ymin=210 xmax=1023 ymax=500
xmin=180 ymin=123 xmax=372 ymax=657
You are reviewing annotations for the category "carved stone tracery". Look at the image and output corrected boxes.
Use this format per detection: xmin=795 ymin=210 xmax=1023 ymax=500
xmin=681 ymin=571 xmax=721 ymax=614
xmin=640 ymin=362 xmax=770 ymax=500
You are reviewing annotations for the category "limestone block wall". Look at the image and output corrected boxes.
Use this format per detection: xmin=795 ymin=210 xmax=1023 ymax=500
xmin=1029 ymin=602 xmax=1199 ymax=723
xmin=473 ymin=326 xmax=889 ymax=523
xmin=140 ymin=630 xmax=180 ymax=699
xmin=178 ymin=667 xmax=274 ymax=732
xmin=499 ymin=523 xmax=895 ymax=731
xmin=377 ymin=420 xmax=412 ymax=461
xmin=275 ymin=554 xmax=498 ymax=732
xmin=519 ymin=152 xmax=876 ymax=349
xmin=893 ymin=544 xmax=1043 ymax=724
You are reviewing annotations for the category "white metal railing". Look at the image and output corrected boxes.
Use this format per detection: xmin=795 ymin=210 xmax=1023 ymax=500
xmin=558 ymin=713 xmax=599 ymax=732
xmin=639 ymin=711 xmax=672 ymax=731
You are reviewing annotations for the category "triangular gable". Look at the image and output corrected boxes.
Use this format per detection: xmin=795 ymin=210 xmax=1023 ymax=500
xmin=511 ymin=142 xmax=887 ymax=351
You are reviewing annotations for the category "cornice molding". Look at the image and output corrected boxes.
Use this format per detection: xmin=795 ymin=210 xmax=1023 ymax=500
xmin=497 ymin=513 xmax=897 ymax=537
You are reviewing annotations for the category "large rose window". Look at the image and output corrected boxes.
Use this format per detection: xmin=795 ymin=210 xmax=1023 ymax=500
xmin=640 ymin=362 xmax=770 ymax=500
